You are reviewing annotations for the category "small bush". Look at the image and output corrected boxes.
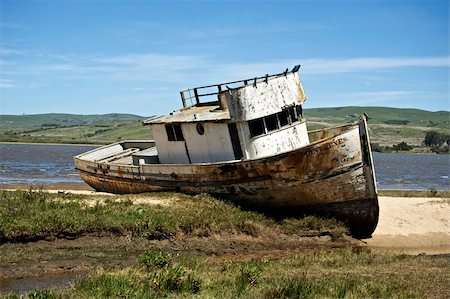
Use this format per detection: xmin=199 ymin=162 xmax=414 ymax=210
xmin=392 ymin=141 xmax=413 ymax=151
xmin=139 ymin=250 xmax=173 ymax=269
xmin=235 ymin=263 xmax=262 ymax=295
xmin=383 ymin=120 xmax=409 ymax=125
xmin=149 ymin=265 xmax=202 ymax=294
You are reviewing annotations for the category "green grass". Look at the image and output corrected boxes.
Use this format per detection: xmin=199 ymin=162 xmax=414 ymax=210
xmin=1 ymin=189 xmax=449 ymax=298
xmin=0 ymin=189 xmax=347 ymax=243
xmin=5 ymin=247 xmax=447 ymax=298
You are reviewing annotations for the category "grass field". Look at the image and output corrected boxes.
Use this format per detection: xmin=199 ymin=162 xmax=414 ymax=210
xmin=0 ymin=107 xmax=449 ymax=149
xmin=1 ymin=189 xmax=449 ymax=298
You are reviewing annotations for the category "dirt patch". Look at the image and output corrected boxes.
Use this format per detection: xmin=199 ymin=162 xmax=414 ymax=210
xmin=0 ymin=234 xmax=354 ymax=281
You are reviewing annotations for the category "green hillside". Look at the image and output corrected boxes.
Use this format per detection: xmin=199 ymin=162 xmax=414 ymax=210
xmin=0 ymin=108 xmax=448 ymax=151
xmin=304 ymin=106 xmax=449 ymax=129
xmin=0 ymin=113 xmax=145 ymax=128
xmin=304 ymin=107 xmax=449 ymax=150
xmin=0 ymin=113 xmax=150 ymax=144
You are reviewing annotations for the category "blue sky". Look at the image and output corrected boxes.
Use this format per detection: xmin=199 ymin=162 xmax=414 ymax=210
xmin=0 ymin=0 xmax=448 ymax=116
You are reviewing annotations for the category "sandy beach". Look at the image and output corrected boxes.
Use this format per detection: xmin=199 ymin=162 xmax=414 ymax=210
xmin=363 ymin=196 xmax=450 ymax=254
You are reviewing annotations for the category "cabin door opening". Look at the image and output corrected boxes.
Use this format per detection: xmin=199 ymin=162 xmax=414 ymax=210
xmin=228 ymin=123 xmax=243 ymax=160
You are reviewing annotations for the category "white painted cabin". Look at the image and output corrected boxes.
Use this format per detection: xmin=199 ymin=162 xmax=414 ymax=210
xmin=143 ymin=67 xmax=309 ymax=164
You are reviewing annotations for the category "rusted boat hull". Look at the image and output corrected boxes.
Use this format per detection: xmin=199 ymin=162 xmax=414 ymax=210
xmin=75 ymin=118 xmax=378 ymax=238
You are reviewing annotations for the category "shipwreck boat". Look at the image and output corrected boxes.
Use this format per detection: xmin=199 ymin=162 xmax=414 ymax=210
xmin=74 ymin=65 xmax=379 ymax=238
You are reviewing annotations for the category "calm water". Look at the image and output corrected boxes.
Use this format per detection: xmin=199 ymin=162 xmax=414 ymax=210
xmin=373 ymin=152 xmax=449 ymax=191
xmin=0 ymin=143 xmax=97 ymax=185
xmin=0 ymin=143 xmax=449 ymax=190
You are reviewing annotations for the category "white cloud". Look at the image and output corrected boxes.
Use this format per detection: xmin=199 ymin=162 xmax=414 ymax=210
xmin=205 ymin=56 xmax=450 ymax=79
xmin=2 ymin=51 xmax=449 ymax=92
xmin=0 ymin=79 xmax=16 ymax=88
xmin=302 ymin=57 xmax=450 ymax=74
xmin=0 ymin=47 xmax=23 ymax=56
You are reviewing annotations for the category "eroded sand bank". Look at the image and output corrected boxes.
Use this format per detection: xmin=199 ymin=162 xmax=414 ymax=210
xmin=363 ymin=196 xmax=450 ymax=254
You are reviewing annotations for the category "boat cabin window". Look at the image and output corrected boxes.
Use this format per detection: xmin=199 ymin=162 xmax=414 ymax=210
xmin=265 ymin=114 xmax=279 ymax=132
xmin=296 ymin=105 xmax=303 ymax=119
xmin=249 ymin=104 xmax=304 ymax=138
xmin=196 ymin=123 xmax=205 ymax=135
xmin=165 ymin=124 xmax=185 ymax=141
xmin=249 ymin=118 xmax=265 ymax=137
xmin=278 ymin=110 xmax=289 ymax=127
xmin=289 ymin=106 xmax=298 ymax=123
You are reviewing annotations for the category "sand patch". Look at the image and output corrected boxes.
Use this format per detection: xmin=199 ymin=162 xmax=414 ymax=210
xmin=364 ymin=196 xmax=450 ymax=254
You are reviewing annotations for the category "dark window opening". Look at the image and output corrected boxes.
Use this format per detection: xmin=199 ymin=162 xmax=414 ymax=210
xmin=228 ymin=123 xmax=243 ymax=160
xmin=296 ymin=105 xmax=303 ymax=119
xmin=165 ymin=125 xmax=176 ymax=141
xmin=278 ymin=110 xmax=289 ymax=127
xmin=249 ymin=118 xmax=265 ymax=137
xmin=265 ymin=114 xmax=279 ymax=132
xmin=289 ymin=106 xmax=298 ymax=123
xmin=166 ymin=124 xmax=185 ymax=141
xmin=248 ymin=104 xmax=304 ymax=138
xmin=174 ymin=124 xmax=184 ymax=141
xmin=196 ymin=123 xmax=205 ymax=135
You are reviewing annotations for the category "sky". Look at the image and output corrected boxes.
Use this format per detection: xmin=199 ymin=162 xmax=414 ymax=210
xmin=0 ymin=0 xmax=448 ymax=116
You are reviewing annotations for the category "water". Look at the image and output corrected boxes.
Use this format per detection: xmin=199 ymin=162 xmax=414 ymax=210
xmin=373 ymin=152 xmax=449 ymax=191
xmin=0 ymin=272 xmax=86 ymax=295
xmin=0 ymin=143 xmax=449 ymax=190
xmin=0 ymin=143 xmax=97 ymax=186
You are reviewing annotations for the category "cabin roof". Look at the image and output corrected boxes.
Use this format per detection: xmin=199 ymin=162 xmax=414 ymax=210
xmin=143 ymin=105 xmax=231 ymax=125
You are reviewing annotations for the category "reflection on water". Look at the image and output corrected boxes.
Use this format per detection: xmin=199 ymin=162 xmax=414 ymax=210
xmin=0 ymin=143 xmax=97 ymax=185
xmin=0 ymin=143 xmax=449 ymax=190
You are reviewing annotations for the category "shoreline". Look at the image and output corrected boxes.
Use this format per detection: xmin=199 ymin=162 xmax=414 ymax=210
xmin=1 ymin=141 xmax=446 ymax=155
xmin=2 ymin=183 xmax=449 ymax=197
xmin=0 ymin=141 xmax=102 ymax=147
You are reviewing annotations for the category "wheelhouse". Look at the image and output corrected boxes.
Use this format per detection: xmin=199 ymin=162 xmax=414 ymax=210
xmin=142 ymin=66 xmax=309 ymax=164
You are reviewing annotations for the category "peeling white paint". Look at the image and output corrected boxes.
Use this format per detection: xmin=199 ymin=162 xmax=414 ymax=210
xmin=225 ymin=72 xmax=306 ymax=121
xmin=242 ymin=121 xmax=310 ymax=159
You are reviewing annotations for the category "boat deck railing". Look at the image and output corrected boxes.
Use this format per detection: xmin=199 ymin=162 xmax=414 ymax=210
xmin=179 ymin=65 xmax=301 ymax=108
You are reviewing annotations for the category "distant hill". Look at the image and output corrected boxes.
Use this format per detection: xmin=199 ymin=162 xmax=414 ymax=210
xmin=0 ymin=113 xmax=146 ymax=128
xmin=0 ymin=113 xmax=149 ymax=144
xmin=304 ymin=107 xmax=449 ymax=150
xmin=0 ymin=108 xmax=448 ymax=149
xmin=304 ymin=107 xmax=449 ymax=129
